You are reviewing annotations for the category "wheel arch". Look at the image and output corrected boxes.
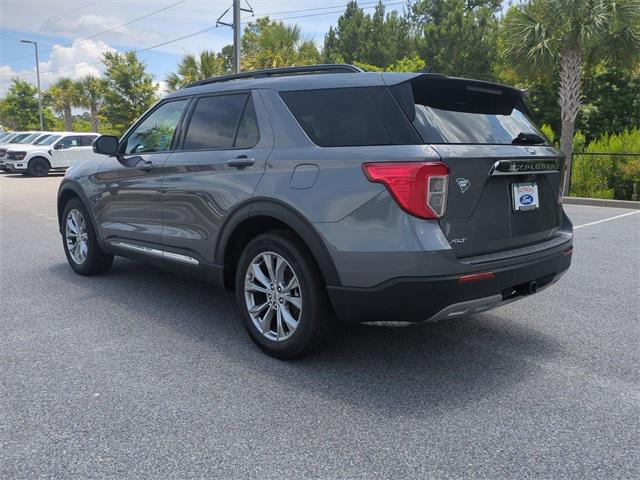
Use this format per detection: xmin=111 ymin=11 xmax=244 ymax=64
xmin=216 ymin=199 xmax=341 ymax=290
xmin=57 ymin=181 xmax=103 ymax=243
xmin=28 ymin=155 xmax=51 ymax=167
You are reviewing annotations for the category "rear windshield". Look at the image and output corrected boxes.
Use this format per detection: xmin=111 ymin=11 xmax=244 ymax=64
xmin=281 ymin=88 xmax=391 ymax=147
xmin=391 ymin=77 xmax=545 ymax=145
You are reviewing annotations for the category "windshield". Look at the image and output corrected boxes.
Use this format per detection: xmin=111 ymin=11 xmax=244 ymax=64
xmin=391 ymin=78 xmax=546 ymax=145
xmin=7 ymin=133 xmax=28 ymax=144
xmin=33 ymin=134 xmax=52 ymax=145
xmin=35 ymin=135 xmax=60 ymax=146
xmin=18 ymin=133 xmax=39 ymax=144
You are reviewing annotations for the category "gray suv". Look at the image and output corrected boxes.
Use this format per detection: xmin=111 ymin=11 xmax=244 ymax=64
xmin=58 ymin=65 xmax=573 ymax=358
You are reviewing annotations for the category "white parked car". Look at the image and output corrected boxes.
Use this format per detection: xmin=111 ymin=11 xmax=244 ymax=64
xmin=0 ymin=131 xmax=56 ymax=169
xmin=4 ymin=132 xmax=102 ymax=176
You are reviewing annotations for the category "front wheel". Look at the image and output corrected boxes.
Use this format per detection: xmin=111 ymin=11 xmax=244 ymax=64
xmin=235 ymin=231 xmax=334 ymax=359
xmin=27 ymin=157 xmax=50 ymax=177
xmin=62 ymin=198 xmax=114 ymax=275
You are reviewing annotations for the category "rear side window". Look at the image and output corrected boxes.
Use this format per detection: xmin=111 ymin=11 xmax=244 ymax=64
xmin=391 ymin=78 xmax=545 ymax=145
xmin=281 ymin=88 xmax=391 ymax=147
xmin=79 ymin=135 xmax=97 ymax=146
xmin=183 ymin=94 xmax=258 ymax=150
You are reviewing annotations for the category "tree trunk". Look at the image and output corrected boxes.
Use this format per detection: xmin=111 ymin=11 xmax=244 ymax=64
xmin=90 ymin=104 xmax=99 ymax=132
xmin=63 ymin=105 xmax=73 ymax=131
xmin=558 ymin=47 xmax=583 ymax=196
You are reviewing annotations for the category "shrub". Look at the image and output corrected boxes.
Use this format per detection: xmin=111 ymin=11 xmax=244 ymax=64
xmin=571 ymin=129 xmax=640 ymax=200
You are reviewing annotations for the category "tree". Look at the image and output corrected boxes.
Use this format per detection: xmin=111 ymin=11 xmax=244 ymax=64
xmin=46 ymin=78 xmax=80 ymax=131
xmin=504 ymin=0 xmax=640 ymax=194
xmin=101 ymin=51 xmax=157 ymax=136
xmin=0 ymin=79 xmax=41 ymax=130
xmin=410 ymin=0 xmax=501 ymax=80
xmin=76 ymin=76 xmax=107 ymax=132
xmin=323 ymin=1 xmax=413 ymax=68
xmin=242 ymin=17 xmax=320 ymax=70
xmin=166 ymin=51 xmax=228 ymax=90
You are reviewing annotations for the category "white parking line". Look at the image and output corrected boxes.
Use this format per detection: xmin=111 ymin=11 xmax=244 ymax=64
xmin=574 ymin=210 xmax=640 ymax=229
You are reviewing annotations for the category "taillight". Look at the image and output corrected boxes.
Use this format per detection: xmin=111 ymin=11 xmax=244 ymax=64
xmin=362 ymin=162 xmax=449 ymax=219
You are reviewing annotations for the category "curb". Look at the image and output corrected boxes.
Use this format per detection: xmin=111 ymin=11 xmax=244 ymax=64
xmin=564 ymin=197 xmax=640 ymax=210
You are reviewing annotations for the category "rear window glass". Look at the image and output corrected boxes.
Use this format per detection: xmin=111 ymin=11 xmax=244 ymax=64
xmin=183 ymin=94 xmax=251 ymax=150
xmin=281 ymin=88 xmax=391 ymax=147
xmin=391 ymin=79 xmax=545 ymax=145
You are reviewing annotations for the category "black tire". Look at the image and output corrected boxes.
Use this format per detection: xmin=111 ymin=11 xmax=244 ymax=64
xmin=62 ymin=198 xmax=114 ymax=275
xmin=235 ymin=230 xmax=335 ymax=359
xmin=27 ymin=157 xmax=50 ymax=177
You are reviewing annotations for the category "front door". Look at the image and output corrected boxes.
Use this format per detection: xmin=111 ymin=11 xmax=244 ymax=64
xmin=161 ymin=90 xmax=273 ymax=265
xmin=93 ymin=98 xmax=190 ymax=247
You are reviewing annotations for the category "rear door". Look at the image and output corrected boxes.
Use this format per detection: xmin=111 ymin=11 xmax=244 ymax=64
xmin=161 ymin=90 xmax=272 ymax=265
xmin=389 ymin=76 xmax=565 ymax=258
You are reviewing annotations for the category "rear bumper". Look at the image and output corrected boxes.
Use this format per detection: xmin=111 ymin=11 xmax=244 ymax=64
xmin=327 ymin=245 xmax=572 ymax=324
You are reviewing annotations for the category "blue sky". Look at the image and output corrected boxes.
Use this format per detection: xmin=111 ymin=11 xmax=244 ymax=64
xmin=0 ymin=0 xmax=408 ymax=95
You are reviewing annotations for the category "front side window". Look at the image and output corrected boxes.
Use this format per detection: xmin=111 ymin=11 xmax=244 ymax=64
xmin=124 ymin=99 xmax=188 ymax=154
xmin=182 ymin=94 xmax=256 ymax=150
xmin=57 ymin=136 xmax=80 ymax=149
xmin=280 ymin=88 xmax=391 ymax=147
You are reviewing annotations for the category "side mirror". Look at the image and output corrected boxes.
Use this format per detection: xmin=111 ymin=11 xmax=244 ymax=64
xmin=93 ymin=135 xmax=119 ymax=156
xmin=53 ymin=143 xmax=64 ymax=150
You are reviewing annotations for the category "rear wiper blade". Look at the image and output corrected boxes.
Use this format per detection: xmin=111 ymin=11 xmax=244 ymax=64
xmin=512 ymin=132 xmax=546 ymax=145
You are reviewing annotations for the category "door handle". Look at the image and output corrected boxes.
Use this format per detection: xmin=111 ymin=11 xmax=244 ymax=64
xmin=227 ymin=156 xmax=255 ymax=168
xmin=140 ymin=159 xmax=155 ymax=171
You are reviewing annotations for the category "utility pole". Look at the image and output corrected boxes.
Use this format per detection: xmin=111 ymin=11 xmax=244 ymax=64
xmin=233 ymin=0 xmax=241 ymax=74
xmin=217 ymin=1 xmax=253 ymax=74
xmin=20 ymin=39 xmax=44 ymax=131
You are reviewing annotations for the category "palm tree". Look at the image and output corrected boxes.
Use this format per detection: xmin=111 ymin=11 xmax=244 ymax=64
xmin=166 ymin=51 xmax=227 ymax=91
xmin=504 ymin=0 xmax=640 ymax=194
xmin=242 ymin=18 xmax=320 ymax=70
xmin=46 ymin=78 xmax=80 ymax=131
xmin=77 ymin=76 xmax=106 ymax=132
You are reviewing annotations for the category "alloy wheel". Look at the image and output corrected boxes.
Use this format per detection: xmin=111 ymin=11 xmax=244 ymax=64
xmin=65 ymin=209 xmax=89 ymax=264
xmin=244 ymin=251 xmax=303 ymax=341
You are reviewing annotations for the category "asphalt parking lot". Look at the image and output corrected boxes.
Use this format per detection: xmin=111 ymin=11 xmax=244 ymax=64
xmin=1 ymin=173 xmax=638 ymax=479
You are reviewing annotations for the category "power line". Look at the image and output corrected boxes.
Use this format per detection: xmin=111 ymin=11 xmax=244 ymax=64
xmin=0 ymin=0 xmax=188 ymax=64
xmin=13 ymin=0 xmax=405 ymax=81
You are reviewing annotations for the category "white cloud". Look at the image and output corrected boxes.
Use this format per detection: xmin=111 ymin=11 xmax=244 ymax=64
xmin=0 ymin=39 xmax=115 ymax=95
xmin=47 ymin=14 xmax=161 ymax=46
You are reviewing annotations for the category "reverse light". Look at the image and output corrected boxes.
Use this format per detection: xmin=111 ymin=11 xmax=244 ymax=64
xmin=362 ymin=162 xmax=449 ymax=219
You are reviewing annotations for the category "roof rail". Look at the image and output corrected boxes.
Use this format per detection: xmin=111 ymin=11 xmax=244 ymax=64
xmin=186 ymin=64 xmax=364 ymax=88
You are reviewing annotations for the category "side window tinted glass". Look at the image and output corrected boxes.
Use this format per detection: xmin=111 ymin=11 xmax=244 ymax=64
xmin=235 ymin=98 xmax=259 ymax=148
xmin=79 ymin=135 xmax=97 ymax=146
xmin=280 ymin=88 xmax=391 ymax=147
xmin=57 ymin=136 xmax=80 ymax=149
xmin=124 ymin=99 xmax=188 ymax=154
xmin=183 ymin=94 xmax=248 ymax=150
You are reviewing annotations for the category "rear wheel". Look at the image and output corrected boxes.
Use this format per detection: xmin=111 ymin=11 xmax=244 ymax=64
xmin=235 ymin=230 xmax=334 ymax=359
xmin=62 ymin=198 xmax=114 ymax=275
xmin=27 ymin=157 xmax=50 ymax=177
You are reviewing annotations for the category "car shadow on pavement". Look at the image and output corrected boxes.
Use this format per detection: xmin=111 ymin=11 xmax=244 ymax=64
xmin=49 ymin=257 xmax=563 ymax=416
xmin=1 ymin=173 xmax=65 ymax=178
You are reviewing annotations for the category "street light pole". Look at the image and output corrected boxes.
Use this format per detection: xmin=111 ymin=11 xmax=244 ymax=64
xmin=20 ymin=40 xmax=44 ymax=131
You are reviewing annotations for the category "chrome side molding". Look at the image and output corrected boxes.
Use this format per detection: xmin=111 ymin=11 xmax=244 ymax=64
xmin=489 ymin=159 xmax=560 ymax=176
xmin=111 ymin=241 xmax=199 ymax=266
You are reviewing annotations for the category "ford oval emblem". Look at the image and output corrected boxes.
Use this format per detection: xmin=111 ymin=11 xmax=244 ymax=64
xmin=525 ymin=147 xmax=536 ymax=154
xmin=520 ymin=194 xmax=534 ymax=205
